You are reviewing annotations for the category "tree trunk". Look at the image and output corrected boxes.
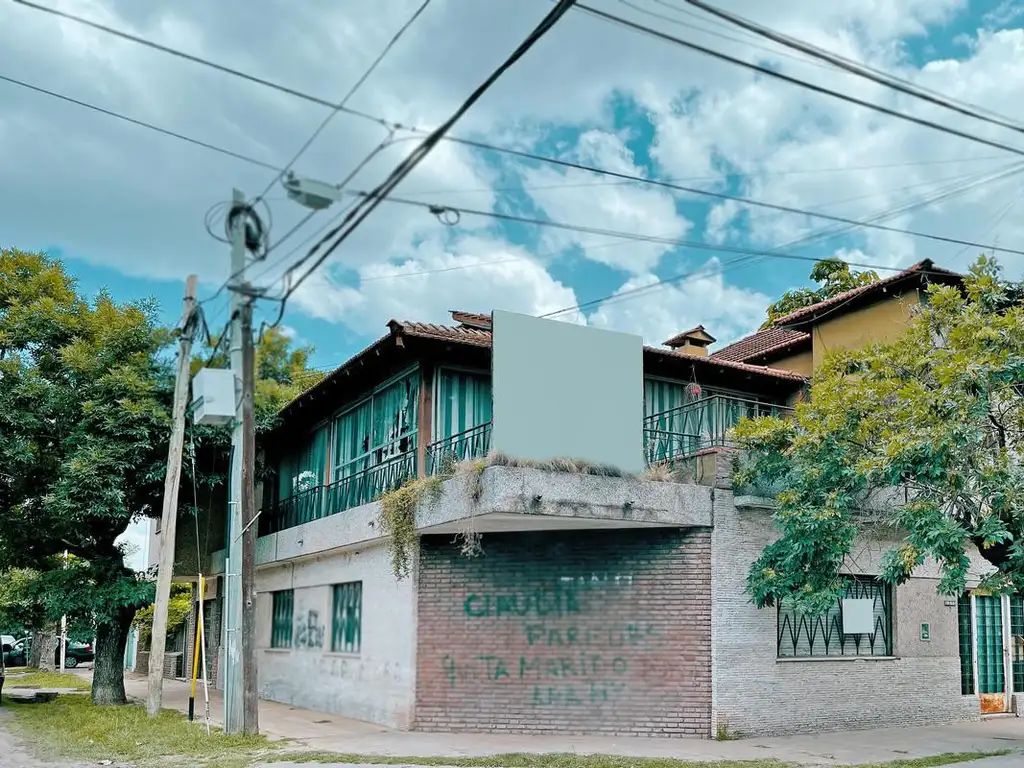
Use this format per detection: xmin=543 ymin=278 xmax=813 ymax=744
xmin=91 ymin=605 xmax=135 ymax=705
xmin=34 ymin=628 xmax=58 ymax=672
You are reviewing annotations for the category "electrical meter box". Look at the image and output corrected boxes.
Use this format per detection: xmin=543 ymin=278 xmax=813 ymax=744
xmin=192 ymin=368 xmax=236 ymax=426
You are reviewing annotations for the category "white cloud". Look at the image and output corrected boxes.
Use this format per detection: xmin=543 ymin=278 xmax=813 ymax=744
xmin=588 ymin=257 xmax=771 ymax=347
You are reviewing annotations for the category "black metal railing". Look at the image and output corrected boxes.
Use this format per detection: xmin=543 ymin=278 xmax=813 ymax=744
xmin=427 ymin=422 xmax=492 ymax=475
xmin=644 ymin=394 xmax=792 ymax=463
xmin=259 ymin=451 xmax=417 ymax=535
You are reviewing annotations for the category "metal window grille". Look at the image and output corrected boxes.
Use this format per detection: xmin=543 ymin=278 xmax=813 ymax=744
xmin=958 ymin=593 xmax=975 ymax=695
xmin=331 ymin=582 xmax=362 ymax=654
xmin=1010 ymin=596 xmax=1023 ymax=694
xmin=270 ymin=590 xmax=294 ymax=649
xmin=777 ymin=575 xmax=893 ymax=658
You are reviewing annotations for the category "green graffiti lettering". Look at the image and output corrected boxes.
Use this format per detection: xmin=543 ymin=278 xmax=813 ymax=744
xmin=524 ymin=624 xmax=546 ymax=645
xmin=520 ymin=656 xmax=542 ymax=679
xmin=496 ymin=594 xmax=521 ymax=617
xmin=612 ymin=656 xmax=628 ymax=674
xmin=565 ymin=626 xmax=579 ymax=645
xmin=464 ymin=594 xmax=487 ymax=617
xmin=441 ymin=654 xmax=456 ymax=686
xmin=547 ymin=628 xmax=564 ymax=646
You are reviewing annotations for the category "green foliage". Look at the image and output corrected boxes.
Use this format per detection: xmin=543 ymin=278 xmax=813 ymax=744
xmin=378 ymin=475 xmax=444 ymax=579
xmin=133 ymin=582 xmax=192 ymax=648
xmin=762 ymin=257 xmax=880 ymax=327
xmin=735 ymin=255 xmax=1024 ymax=611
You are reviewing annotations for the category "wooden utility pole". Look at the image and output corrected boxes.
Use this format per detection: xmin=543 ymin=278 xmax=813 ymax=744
xmin=147 ymin=274 xmax=199 ymax=717
xmin=239 ymin=293 xmax=259 ymax=734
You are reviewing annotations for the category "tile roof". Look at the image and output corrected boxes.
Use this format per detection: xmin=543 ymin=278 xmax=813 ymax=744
xmin=712 ymin=326 xmax=810 ymax=363
xmin=449 ymin=310 xmax=492 ymax=329
xmin=664 ymin=324 xmax=717 ymax=348
xmin=390 ymin=319 xmax=807 ymax=381
xmin=769 ymin=258 xmax=960 ymax=328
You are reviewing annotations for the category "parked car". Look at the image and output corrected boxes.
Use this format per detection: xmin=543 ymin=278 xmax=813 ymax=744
xmin=2 ymin=636 xmax=95 ymax=668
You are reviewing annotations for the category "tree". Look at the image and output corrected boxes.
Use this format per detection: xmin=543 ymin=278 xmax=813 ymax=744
xmin=762 ymin=258 xmax=880 ymax=328
xmin=0 ymin=247 xmax=169 ymax=702
xmin=734 ymin=256 xmax=1024 ymax=613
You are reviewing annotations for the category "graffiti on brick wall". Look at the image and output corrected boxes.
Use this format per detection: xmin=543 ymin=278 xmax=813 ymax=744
xmin=445 ymin=571 xmax=655 ymax=707
xmin=295 ymin=609 xmax=325 ymax=649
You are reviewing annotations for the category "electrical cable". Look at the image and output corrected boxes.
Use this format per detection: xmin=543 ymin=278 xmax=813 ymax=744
xmin=278 ymin=0 xmax=578 ymax=309
xmin=10 ymin=0 xmax=391 ymax=130
xmin=251 ymin=0 xmax=434 ymax=206
xmin=0 ymin=73 xmax=283 ymax=171
xmin=679 ymin=0 xmax=1024 ymax=136
xmin=574 ymin=3 xmax=1024 ymax=159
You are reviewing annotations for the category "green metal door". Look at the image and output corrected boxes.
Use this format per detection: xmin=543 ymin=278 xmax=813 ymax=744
xmin=975 ymin=595 xmax=1006 ymax=712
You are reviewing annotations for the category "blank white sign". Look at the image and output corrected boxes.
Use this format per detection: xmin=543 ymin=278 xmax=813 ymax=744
xmin=842 ymin=598 xmax=875 ymax=635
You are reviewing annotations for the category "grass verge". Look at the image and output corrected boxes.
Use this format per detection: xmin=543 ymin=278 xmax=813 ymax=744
xmin=264 ymin=750 xmax=1012 ymax=768
xmin=2 ymin=693 xmax=278 ymax=768
xmin=3 ymin=669 xmax=92 ymax=691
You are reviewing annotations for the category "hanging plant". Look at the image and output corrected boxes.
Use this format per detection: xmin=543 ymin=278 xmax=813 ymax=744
xmin=687 ymin=382 xmax=702 ymax=399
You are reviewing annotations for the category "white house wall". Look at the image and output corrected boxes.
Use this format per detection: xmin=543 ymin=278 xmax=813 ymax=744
xmin=255 ymin=541 xmax=417 ymax=729
xmin=711 ymin=489 xmax=988 ymax=737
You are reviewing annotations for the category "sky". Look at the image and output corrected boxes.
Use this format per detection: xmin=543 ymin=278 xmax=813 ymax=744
xmin=4 ymin=0 xmax=1024 ymax=377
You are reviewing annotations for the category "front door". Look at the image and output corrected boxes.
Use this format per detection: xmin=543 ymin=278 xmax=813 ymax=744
xmin=975 ymin=595 xmax=1008 ymax=714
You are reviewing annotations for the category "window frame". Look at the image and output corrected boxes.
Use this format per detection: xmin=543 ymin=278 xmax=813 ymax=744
xmin=776 ymin=575 xmax=893 ymax=660
xmin=270 ymin=589 xmax=294 ymax=649
xmin=330 ymin=581 xmax=363 ymax=655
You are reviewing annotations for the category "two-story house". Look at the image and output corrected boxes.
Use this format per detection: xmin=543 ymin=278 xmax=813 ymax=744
xmin=152 ymin=258 xmax=1020 ymax=738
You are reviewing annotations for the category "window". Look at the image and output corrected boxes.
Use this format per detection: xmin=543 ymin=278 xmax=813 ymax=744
xmin=958 ymin=594 xmax=975 ymax=695
xmin=270 ymin=590 xmax=294 ymax=649
xmin=331 ymin=582 xmax=362 ymax=654
xmin=777 ymin=575 xmax=893 ymax=658
xmin=1010 ymin=596 xmax=1023 ymax=694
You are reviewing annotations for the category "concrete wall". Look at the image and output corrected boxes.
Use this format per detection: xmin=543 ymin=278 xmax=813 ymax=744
xmin=415 ymin=528 xmax=712 ymax=737
xmin=811 ymin=292 xmax=921 ymax=370
xmin=710 ymin=489 xmax=984 ymax=737
xmin=255 ymin=541 xmax=417 ymax=729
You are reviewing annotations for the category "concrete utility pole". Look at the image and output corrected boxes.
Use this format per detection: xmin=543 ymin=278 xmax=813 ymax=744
xmin=240 ymin=295 xmax=259 ymax=734
xmin=147 ymin=274 xmax=199 ymax=717
xmin=223 ymin=190 xmax=246 ymax=733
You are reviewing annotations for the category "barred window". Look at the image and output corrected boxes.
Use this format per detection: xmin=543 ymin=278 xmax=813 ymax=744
xmin=1011 ymin=595 xmax=1023 ymax=694
xmin=958 ymin=594 xmax=975 ymax=695
xmin=331 ymin=582 xmax=362 ymax=654
xmin=777 ymin=575 xmax=892 ymax=658
xmin=270 ymin=590 xmax=294 ymax=649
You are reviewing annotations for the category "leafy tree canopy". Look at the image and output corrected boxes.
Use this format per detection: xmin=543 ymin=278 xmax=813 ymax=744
xmin=762 ymin=258 xmax=880 ymax=328
xmin=735 ymin=255 xmax=1024 ymax=613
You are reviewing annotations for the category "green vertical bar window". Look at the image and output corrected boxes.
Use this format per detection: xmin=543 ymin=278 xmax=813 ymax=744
xmin=331 ymin=582 xmax=363 ymax=654
xmin=958 ymin=594 xmax=975 ymax=695
xmin=1010 ymin=596 xmax=1023 ymax=693
xmin=270 ymin=589 xmax=294 ymax=649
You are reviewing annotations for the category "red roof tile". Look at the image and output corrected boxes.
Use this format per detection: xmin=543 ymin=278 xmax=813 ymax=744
xmin=712 ymin=327 xmax=810 ymax=363
xmin=390 ymin=319 xmax=806 ymax=381
xmin=770 ymin=259 xmax=961 ymax=327
xmin=449 ymin=310 xmax=492 ymax=329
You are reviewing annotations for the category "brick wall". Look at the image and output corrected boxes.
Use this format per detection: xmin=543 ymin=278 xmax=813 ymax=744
xmin=710 ymin=489 xmax=980 ymax=737
xmin=415 ymin=528 xmax=712 ymax=737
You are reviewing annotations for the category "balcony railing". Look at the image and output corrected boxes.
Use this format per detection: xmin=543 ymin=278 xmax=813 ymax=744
xmin=644 ymin=394 xmax=792 ymax=465
xmin=427 ymin=422 xmax=492 ymax=475
xmin=259 ymin=451 xmax=416 ymax=536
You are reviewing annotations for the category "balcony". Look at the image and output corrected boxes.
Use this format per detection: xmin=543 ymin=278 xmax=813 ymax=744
xmin=644 ymin=394 xmax=792 ymax=466
xmin=258 ymin=451 xmax=416 ymax=536
xmin=427 ymin=422 xmax=492 ymax=476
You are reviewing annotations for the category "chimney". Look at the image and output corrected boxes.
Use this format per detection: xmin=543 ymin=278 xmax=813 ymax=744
xmin=663 ymin=325 xmax=716 ymax=357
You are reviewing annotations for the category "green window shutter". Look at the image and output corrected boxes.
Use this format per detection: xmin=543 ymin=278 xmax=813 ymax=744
xmin=435 ymin=370 xmax=492 ymax=441
xmin=270 ymin=590 xmax=294 ymax=649
xmin=331 ymin=582 xmax=363 ymax=654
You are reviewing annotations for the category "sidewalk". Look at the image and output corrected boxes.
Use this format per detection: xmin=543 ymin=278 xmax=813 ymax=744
xmin=123 ymin=674 xmax=1024 ymax=766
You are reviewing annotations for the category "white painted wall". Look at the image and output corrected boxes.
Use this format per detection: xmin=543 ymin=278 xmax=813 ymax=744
xmin=255 ymin=541 xmax=417 ymax=729
xmin=711 ymin=491 xmax=989 ymax=737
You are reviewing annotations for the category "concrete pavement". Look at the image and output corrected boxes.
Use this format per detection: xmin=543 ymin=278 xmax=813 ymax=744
xmin=122 ymin=674 xmax=1024 ymax=766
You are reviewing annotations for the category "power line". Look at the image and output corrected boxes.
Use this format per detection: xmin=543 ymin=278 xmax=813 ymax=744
xmin=574 ymin=3 xmax=1024 ymax=159
xmin=422 ymin=133 xmax=1024 ymax=256
xmin=278 ymin=0 xmax=578 ymax=308
xmin=679 ymin=0 xmax=1024 ymax=138
xmin=0 ymin=74 xmax=283 ymax=171
xmin=252 ymin=0 xmax=434 ymax=205
xmin=10 ymin=0 xmax=390 ymax=129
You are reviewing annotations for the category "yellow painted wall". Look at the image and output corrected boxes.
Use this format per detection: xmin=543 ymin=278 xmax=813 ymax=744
xmin=811 ymin=290 xmax=921 ymax=369
xmin=768 ymin=350 xmax=813 ymax=377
